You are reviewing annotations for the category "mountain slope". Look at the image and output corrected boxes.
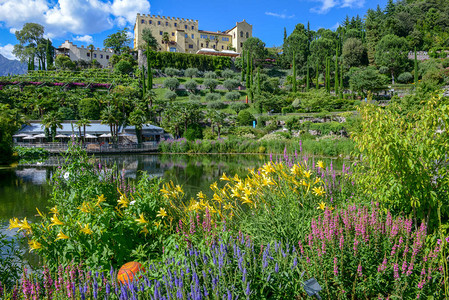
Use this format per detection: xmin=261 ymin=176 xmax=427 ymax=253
xmin=0 ymin=54 xmax=27 ymax=76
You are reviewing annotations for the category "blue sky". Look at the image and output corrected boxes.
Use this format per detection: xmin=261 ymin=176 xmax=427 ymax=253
xmin=0 ymin=0 xmax=388 ymax=61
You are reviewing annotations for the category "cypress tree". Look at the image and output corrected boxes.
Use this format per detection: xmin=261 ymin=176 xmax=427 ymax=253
xmin=27 ymin=57 xmax=31 ymax=71
xmin=335 ymin=48 xmax=339 ymax=95
xmin=246 ymin=51 xmax=251 ymax=89
xmin=38 ymin=59 xmax=41 ymax=70
xmin=147 ymin=45 xmax=153 ymax=90
xmin=414 ymin=47 xmax=418 ymax=85
xmin=316 ymin=61 xmax=319 ymax=89
xmin=142 ymin=66 xmax=146 ymax=95
xmin=257 ymin=67 xmax=261 ymax=94
xmin=250 ymin=53 xmax=254 ymax=87
xmin=31 ymin=55 xmax=35 ymax=71
xmin=339 ymin=62 xmax=343 ymax=99
xmin=283 ymin=27 xmax=287 ymax=44
xmin=46 ymin=39 xmax=53 ymax=70
xmin=325 ymin=58 xmax=328 ymax=92
xmin=241 ymin=50 xmax=245 ymax=82
xmin=306 ymin=60 xmax=310 ymax=92
xmin=292 ymin=50 xmax=297 ymax=93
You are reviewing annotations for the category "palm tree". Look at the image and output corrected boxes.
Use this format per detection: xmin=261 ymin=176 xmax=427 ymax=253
xmin=76 ymin=118 xmax=91 ymax=144
xmin=100 ymin=105 xmax=120 ymax=144
xmin=128 ymin=109 xmax=147 ymax=144
xmin=162 ymin=32 xmax=170 ymax=51
xmin=205 ymin=37 xmax=210 ymax=48
xmin=87 ymin=44 xmax=94 ymax=67
xmin=214 ymin=35 xmax=219 ymax=49
xmin=42 ymin=111 xmax=63 ymax=142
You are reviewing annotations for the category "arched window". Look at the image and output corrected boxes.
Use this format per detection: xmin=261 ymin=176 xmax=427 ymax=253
xmin=246 ymin=32 xmax=249 ymax=38
xmin=240 ymin=31 xmax=243 ymax=37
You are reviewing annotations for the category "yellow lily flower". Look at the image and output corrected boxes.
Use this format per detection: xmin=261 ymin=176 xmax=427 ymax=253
xmin=220 ymin=173 xmax=230 ymax=181
xmin=154 ymin=220 xmax=162 ymax=228
xmin=19 ymin=218 xmax=32 ymax=233
xmin=50 ymin=214 xmax=64 ymax=227
xmin=303 ymin=170 xmax=312 ymax=179
xmin=175 ymin=185 xmax=184 ymax=194
xmin=197 ymin=191 xmax=206 ymax=200
xmin=50 ymin=206 xmax=59 ymax=214
xmin=223 ymin=203 xmax=235 ymax=210
xmin=314 ymin=178 xmax=321 ymax=185
xmin=317 ymin=201 xmax=326 ymax=210
xmin=55 ymin=231 xmax=69 ymax=241
xmin=117 ymin=195 xmax=129 ymax=208
xmin=77 ymin=201 xmax=92 ymax=213
xmin=317 ymin=161 xmax=325 ymax=169
xmin=96 ymin=194 xmax=106 ymax=206
xmin=210 ymin=182 xmax=218 ymax=190
xmin=135 ymin=213 xmax=149 ymax=224
xmin=36 ymin=207 xmax=45 ymax=218
xmin=8 ymin=218 xmax=21 ymax=230
xmin=79 ymin=223 xmax=93 ymax=235
xmin=28 ymin=239 xmax=42 ymax=252
xmin=156 ymin=208 xmax=168 ymax=218
xmin=140 ymin=226 xmax=150 ymax=236
xmin=312 ymin=186 xmax=326 ymax=196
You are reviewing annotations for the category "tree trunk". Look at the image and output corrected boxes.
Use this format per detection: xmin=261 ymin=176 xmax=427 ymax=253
xmin=391 ymin=70 xmax=395 ymax=85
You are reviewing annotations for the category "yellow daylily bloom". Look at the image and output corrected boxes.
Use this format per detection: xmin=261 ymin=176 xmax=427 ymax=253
xmin=154 ymin=220 xmax=162 ymax=228
xmin=210 ymin=182 xmax=218 ymax=190
xmin=19 ymin=218 xmax=32 ymax=233
xmin=220 ymin=173 xmax=230 ymax=181
xmin=36 ymin=208 xmax=45 ymax=218
xmin=96 ymin=194 xmax=106 ymax=206
xmin=303 ymin=170 xmax=312 ymax=179
xmin=135 ymin=213 xmax=149 ymax=224
xmin=140 ymin=226 xmax=150 ymax=236
xmin=317 ymin=161 xmax=325 ymax=169
xmin=290 ymin=164 xmax=302 ymax=176
xmin=77 ymin=201 xmax=92 ymax=213
xmin=156 ymin=208 xmax=168 ymax=218
xmin=197 ymin=191 xmax=206 ymax=200
xmin=175 ymin=185 xmax=184 ymax=194
xmin=28 ymin=239 xmax=42 ymax=252
xmin=117 ymin=195 xmax=129 ymax=208
xmin=314 ymin=178 xmax=321 ymax=185
xmin=55 ymin=231 xmax=69 ymax=241
xmin=223 ymin=203 xmax=235 ymax=210
xmin=317 ymin=201 xmax=326 ymax=210
xmin=312 ymin=186 xmax=326 ymax=196
xmin=79 ymin=223 xmax=93 ymax=235
xmin=50 ymin=214 xmax=64 ymax=227
xmin=8 ymin=218 xmax=21 ymax=230
xmin=50 ymin=206 xmax=59 ymax=215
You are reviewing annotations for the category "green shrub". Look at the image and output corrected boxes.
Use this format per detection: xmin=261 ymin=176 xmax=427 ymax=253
xmin=203 ymin=78 xmax=218 ymax=92
xmin=237 ymin=110 xmax=255 ymax=126
xmin=225 ymin=91 xmax=241 ymax=101
xmin=205 ymin=93 xmax=221 ymax=102
xmin=184 ymin=67 xmax=199 ymax=78
xmin=163 ymin=78 xmax=180 ymax=91
xmin=221 ymin=69 xmax=235 ymax=78
xmin=189 ymin=94 xmax=202 ymax=101
xmin=165 ymin=90 xmax=177 ymax=101
xmin=230 ymin=102 xmax=248 ymax=113
xmin=223 ymin=79 xmax=240 ymax=91
xmin=14 ymin=146 xmax=49 ymax=159
xmin=183 ymin=124 xmax=203 ymax=141
xmin=207 ymin=102 xmax=227 ymax=109
xmin=397 ymin=72 xmax=413 ymax=83
xmin=164 ymin=67 xmax=180 ymax=77
xmin=113 ymin=59 xmax=134 ymax=75
xmin=204 ymin=71 xmax=217 ymax=79
xmin=185 ymin=80 xmax=198 ymax=93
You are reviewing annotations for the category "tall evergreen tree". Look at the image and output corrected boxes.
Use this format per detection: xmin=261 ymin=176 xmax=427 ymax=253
xmin=257 ymin=67 xmax=261 ymax=94
xmin=241 ymin=50 xmax=245 ymax=83
xmin=246 ymin=51 xmax=251 ymax=89
xmin=292 ymin=50 xmax=297 ymax=93
xmin=283 ymin=27 xmax=287 ymax=44
xmin=339 ymin=62 xmax=343 ymax=99
xmin=316 ymin=61 xmax=319 ymax=89
xmin=306 ymin=60 xmax=310 ymax=92
xmin=250 ymin=53 xmax=254 ymax=87
xmin=414 ymin=47 xmax=418 ymax=85
xmin=335 ymin=48 xmax=339 ymax=94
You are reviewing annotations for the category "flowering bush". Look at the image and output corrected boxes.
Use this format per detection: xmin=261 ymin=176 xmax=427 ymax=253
xmin=299 ymin=204 xmax=445 ymax=298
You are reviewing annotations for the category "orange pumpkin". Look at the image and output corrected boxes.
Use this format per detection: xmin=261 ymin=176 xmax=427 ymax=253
xmin=117 ymin=261 xmax=145 ymax=284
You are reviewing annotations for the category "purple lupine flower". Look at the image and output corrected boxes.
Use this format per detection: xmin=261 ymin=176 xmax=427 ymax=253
xmin=275 ymin=263 xmax=279 ymax=273
xmin=246 ymin=282 xmax=251 ymax=297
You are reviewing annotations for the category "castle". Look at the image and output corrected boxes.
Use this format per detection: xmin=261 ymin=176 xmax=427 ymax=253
xmin=133 ymin=14 xmax=252 ymax=55
xmin=56 ymin=41 xmax=115 ymax=68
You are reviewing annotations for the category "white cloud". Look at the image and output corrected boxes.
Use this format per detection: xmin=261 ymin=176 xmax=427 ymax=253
xmin=74 ymin=35 xmax=93 ymax=44
xmin=341 ymin=0 xmax=365 ymax=8
xmin=331 ymin=22 xmax=340 ymax=30
xmin=0 ymin=44 xmax=16 ymax=60
xmin=265 ymin=12 xmax=295 ymax=19
xmin=311 ymin=0 xmax=364 ymax=14
xmin=0 ymin=0 xmax=151 ymax=38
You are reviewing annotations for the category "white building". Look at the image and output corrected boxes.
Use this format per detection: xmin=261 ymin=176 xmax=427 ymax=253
xmin=56 ymin=41 xmax=115 ymax=68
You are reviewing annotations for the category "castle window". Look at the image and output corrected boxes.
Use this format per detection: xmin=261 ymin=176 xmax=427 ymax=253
xmin=246 ymin=32 xmax=249 ymax=38
xmin=210 ymin=36 xmax=215 ymax=40
xmin=185 ymin=25 xmax=188 ymax=29
xmin=240 ymin=42 xmax=243 ymax=47
xmin=201 ymin=43 xmax=203 ymax=47
xmin=141 ymin=19 xmax=145 ymax=24
xmin=185 ymin=33 xmax=188 ymax=38
xmin=172 ymin=32 xmax=175 ymax=36
xmin=149 ymin=20 xmax=152 ymax=24
xmin=100 ymin=54 xmax=103 ymax=59
xmin=87 ymin=53 xmax=90 ymax=57
xmin=191 ymin=26 xmax=194 ymax=30
xmin=213 ymin=45 xmax=216 ymax=49
xmin=189 ymin=44 xmax=193 ymax=49
xmin=166 ymin=22 xmax=168 ymax=26
xmin=201 ymin=34 xmax=207 ymax=39
xmin=240 ymin=31 xmax=243 ymax=37
xmin=191 ymin=34 xmax=194 ymax=39
xmin=94 ymin=54 xmax=97 ymax=58
xmin=106 ymin=55 xmax=109 ymax=59
xmin=158 ymin=21 xmax=161 ymax=25
xmin=174 ymin=23 xmax=177 ymax=27
xmin=222 ymin=46 xmax=224 ymax=49
xmin=160 ymin=31 xmax=163 ymax=35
